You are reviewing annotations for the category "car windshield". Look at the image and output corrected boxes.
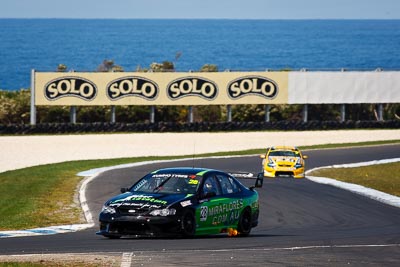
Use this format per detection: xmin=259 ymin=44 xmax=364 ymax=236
xmin=130 ymin=173 xmax=201 ymax=194
xmin=269 ymin=150 xmax=299 ymax=157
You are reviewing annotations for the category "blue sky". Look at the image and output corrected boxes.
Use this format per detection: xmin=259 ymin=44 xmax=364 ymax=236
xmin=0 ymin=0 xmax=399 ymax=19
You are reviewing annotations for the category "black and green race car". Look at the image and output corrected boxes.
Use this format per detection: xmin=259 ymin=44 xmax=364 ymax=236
xmin=97 ymin=167 xmax=263 ymax=238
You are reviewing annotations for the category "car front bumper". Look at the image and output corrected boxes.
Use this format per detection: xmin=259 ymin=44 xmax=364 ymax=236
xmin=97 ymin=213 xmax=182 ymax=237
xmin=263 ymin=167 xmax=305 ymax=178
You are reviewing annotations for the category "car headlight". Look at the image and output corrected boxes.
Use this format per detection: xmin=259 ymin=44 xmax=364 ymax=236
xmin=267 ymin=158 xmax=276 ymax=168
xmin=294 ymin=158 xmax=303 ymax=169
xmin=101 ymin=205 xmax=116 ymax=214
xmin=149 ymin=208 xmax=176 ymax=216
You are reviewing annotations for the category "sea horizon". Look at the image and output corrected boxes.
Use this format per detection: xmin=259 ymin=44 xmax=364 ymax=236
xmin=1 ymin=19 xmax=400 ymax=90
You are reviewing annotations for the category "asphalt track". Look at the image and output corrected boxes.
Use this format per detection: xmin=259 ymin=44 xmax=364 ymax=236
xmin=1 ymin=144 xmax=400 ymax=266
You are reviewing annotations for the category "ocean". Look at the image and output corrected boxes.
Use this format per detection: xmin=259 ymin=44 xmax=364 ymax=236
xmin=1 ymin=19 xmax=400 ymax=90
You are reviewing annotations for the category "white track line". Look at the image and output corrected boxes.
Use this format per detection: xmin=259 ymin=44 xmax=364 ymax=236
xmin=121 ymin=252 xmax=133 ymax=267
xmin=306 ymin=158 xmax=400 ymax=208
xmin=146 ymin=243 xmax=400 ymax=253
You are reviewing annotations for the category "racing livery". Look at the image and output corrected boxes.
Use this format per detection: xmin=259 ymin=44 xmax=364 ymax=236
xmin=260 ymin=146 xmax=308 ymax=178
xmin=97 ymin=167 xmax=263 ymax=238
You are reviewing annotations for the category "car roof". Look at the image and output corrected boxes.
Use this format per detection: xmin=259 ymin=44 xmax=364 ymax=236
xmin=270 ymin=146 xmax=299 ymax=151
xmin=150 ymin=167 xmax=219 ymax=176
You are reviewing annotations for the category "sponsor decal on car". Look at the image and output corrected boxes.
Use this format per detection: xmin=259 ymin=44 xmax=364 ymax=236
xmin=180 ymin=200 xmax=192 ymax=207
xmin=199 ymin=199 xmax=244 ymax=225
xmin=111 ymin=194 xmax=168 ymax=205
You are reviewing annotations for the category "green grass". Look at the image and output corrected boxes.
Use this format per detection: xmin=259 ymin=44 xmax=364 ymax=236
xmin=308 ymin=162 xmax=400 ymax=197
xmin=0 ymin=156 xmax=184 ymax=230
xmin=0 ymin=139 xmax=399 ymax=230
xmin=0 ymin=264 xmax=43 ymax=267
xmin=0 ymin=262 xmax=107 ymax=267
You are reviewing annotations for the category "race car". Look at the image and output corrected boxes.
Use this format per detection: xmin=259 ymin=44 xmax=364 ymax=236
xmin=260 ymin=146 xmax=308 ymax=178
xmin=97 ymin=167 xmax=263 ymax=238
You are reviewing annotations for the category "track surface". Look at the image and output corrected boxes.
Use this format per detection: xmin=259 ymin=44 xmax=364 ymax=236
xmin=1 ymin=145 xmax=400 ymax=266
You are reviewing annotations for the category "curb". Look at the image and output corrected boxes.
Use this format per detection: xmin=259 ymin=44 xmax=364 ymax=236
xmin=305 ymin=158 xmax=400 ymax=208
xmin=0 ymin=224 xmax=94 ymax=238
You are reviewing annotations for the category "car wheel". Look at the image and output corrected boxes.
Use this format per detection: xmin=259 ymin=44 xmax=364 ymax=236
xmin=237 ymin=208 xmax=252 ymax=236
xmin=181 ymin=209 xmax=196 ymax=238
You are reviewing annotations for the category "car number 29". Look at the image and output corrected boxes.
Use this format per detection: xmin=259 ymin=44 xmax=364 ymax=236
xmin=200 ymin=206 xmax=208 ymax=222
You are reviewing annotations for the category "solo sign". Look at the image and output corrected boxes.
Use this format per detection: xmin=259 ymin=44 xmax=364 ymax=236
xmin=227 ymin=76 xmax=278 ymax=99
xmin=107 ymin=76 xmax=159 ymax=100
xmin=167 ymin=77 xmax=218 ymax=100
xmin=35 ymin=72 xmax=288 ymax=106
xmin=44 ymin=77 xmax=97 ymax=101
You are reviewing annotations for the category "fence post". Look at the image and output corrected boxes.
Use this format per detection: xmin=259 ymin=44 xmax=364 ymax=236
xmin=340 ymin=104 xmax=346 ymax=122
xmin=377 ymin=104 xmax=384 ymax=121
xmin=227 ymin=105 xmax=232 ymax=122
xmin=265 ymin=104 xmax=270 ymax=122
xmin=70 ymin=106 xmax=77 ymax=124
xmin=30 ymin=69 xmax=37 ymax=125
xmin=300 ymin=68 xmax=308 ymax=123
xmin=188 ymin=106 xmax=193 ymax=123
xmin=150 ymin=106 xmax=155 ymax=123
xmin=110 ymin=106 xmax=116 ymax=123
xmin=302 ymin=104 xmax=308 ymax=123
xmin=374 ymin=68 xmax=384 ymax=121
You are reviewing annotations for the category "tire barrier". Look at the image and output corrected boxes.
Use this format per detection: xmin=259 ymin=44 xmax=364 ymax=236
xmin=0 ymin=120 xmax=399 ymax=134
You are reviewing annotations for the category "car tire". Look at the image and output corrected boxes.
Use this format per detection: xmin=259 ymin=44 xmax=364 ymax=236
xmin=238 ymin=208 xmax=252 ymax=237
xmin=181 ymin=209 xmax=196 ymax=238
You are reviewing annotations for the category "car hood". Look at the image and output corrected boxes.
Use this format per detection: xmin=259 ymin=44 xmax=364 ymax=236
xmin=107 ymin=192 xmax=192 ymax=209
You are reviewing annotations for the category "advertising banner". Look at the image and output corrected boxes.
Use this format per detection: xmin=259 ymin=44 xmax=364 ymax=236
xmin=288 ymin=71 xmax=400 ymax=104
xmin=34 ymin=72 xmax=289 ymax=106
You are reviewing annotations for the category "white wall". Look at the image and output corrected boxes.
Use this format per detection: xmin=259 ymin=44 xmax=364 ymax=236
xmin=288 ymin=71 xmax=400 ymax=104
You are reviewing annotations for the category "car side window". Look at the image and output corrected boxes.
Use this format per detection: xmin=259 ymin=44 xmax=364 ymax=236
xmin=216 ymin=174 xmax=241 ymax=195
xmin=202 ymin=176 xmax=221 ymax=196
xmin=216 ymin=174 xmax=233 ymax=195
xmin=228 ymin=176 xmax=241 ymax=193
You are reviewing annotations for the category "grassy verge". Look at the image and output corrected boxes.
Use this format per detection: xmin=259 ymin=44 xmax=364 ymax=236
xmin=0 ymin=262 xmax=102 ymax=267
xmin=0 ymin=139 xmax=399 ymax=230
xmin=308 ymin=162 xmax=400 ymax=197
xmin=0 ymin=254 xmax=120 ymax=267
xmin=0 ymin=156 xmax=190 ymax=230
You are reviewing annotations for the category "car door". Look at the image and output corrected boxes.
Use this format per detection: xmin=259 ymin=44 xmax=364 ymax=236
xmin=196 ymin=173 xmax=243 ymax=235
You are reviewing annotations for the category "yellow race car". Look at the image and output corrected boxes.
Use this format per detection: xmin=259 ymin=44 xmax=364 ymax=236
xmin=260 ymin=146 xmax=308 ymax=178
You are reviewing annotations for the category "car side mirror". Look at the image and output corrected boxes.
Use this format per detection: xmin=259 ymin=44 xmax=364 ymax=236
xmin=303 ymin=155 xmax=308 ymax=159
xmin=120 ymin=187 xmax=129 ymax=193
xmin=259 ymin=154 xmax=266 ymax=159
xmin=254 ymin=173 xmax=264 ymax=188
